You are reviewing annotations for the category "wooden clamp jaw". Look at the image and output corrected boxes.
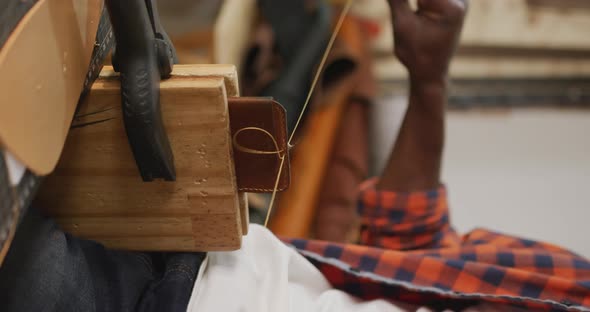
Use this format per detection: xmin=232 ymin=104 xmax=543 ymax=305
xmin=35 ymin=64 xmax=289 ymax=252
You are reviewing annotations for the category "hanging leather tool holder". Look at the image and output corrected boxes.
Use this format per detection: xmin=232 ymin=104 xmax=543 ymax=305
xmin=270 ymin=15 xmax=372 ymax=239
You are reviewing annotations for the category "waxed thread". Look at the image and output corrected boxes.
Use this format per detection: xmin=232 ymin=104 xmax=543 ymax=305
xmin=232 ymin=0 xmax=355 ymax=228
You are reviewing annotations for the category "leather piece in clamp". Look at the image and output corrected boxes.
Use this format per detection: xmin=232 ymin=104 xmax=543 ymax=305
xmin=229 ymin=97 xmax=290 ymax=193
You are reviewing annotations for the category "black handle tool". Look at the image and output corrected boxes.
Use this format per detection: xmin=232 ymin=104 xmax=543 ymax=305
xmin=106 ymin=0 xmax=177 ymax=181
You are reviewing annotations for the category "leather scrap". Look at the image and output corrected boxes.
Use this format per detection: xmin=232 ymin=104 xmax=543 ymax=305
xmin=229 ymin=97 xmax=290 ymax=193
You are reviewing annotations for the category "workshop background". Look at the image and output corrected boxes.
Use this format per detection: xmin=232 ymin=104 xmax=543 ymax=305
xmin=157 ymin=0 xmax=590 ymax=257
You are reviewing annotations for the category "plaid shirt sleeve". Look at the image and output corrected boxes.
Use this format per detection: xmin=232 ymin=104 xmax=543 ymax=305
xmin=283 ymin=179 xmax=590 ymax=311
xmin=357 ymin=178 xmax=461 ymax=251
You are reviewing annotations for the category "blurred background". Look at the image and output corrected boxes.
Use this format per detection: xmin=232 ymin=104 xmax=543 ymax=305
xmin=157 ymin=0 xmax=590 ymax=256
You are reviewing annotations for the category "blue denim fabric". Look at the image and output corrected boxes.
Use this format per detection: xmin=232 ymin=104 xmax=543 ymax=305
xmin=0 ymin=209 xmax=205 ymax=312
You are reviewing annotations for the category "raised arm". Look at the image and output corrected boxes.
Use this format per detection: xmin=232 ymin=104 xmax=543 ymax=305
xmin=378 ymin=0 xmax=467 ymax=191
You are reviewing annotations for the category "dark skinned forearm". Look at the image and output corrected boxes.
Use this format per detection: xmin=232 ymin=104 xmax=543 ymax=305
xmin=379 ymin=0 xmax=467 ymax=191
xmin=377 ymin=80 xmax=446 ymax=191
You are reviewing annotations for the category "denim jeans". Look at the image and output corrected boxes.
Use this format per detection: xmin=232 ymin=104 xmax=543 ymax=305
xmin=0 ymin=208 xmax=205 ymax=312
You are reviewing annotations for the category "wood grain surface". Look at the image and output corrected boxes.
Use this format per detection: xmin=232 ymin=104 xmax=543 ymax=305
xmin=36 ymin=65 xmax=247 ymax=252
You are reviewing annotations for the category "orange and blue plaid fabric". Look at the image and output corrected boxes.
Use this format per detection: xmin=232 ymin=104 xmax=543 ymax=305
xmin=283 ymin=179 xmax=590 ymax=311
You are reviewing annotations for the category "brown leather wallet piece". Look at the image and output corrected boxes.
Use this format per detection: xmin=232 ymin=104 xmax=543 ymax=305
xmin=229 ymin=97 xmax=290 ymax=193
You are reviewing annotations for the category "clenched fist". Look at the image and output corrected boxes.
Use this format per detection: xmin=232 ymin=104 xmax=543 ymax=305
xmin=387 ymin=0 xmax=468 ymax=85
